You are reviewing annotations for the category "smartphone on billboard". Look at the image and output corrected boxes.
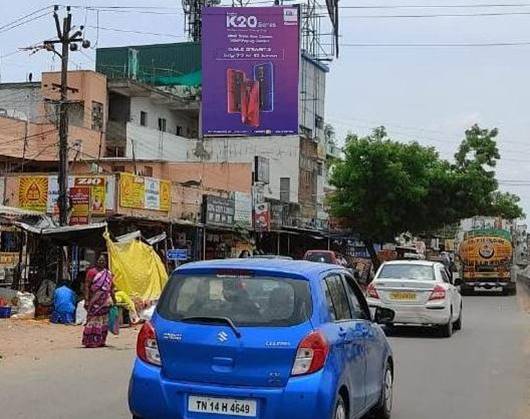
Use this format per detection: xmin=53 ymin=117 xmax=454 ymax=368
xmin=241 ymin=80 xmax=260 ymax=127
xmin=227 ymin=69 xmax=246 ymax=113
xmin=254 ymin=62 xmax=274 ymax=112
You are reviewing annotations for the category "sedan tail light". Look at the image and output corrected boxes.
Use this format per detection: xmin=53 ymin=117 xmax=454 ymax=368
xmin=428 ymin=285 xmax=446 ymax=301
xmin=291 ymin=331 xmax=329 ymax=376
xmin=367 ymin=283 xmax=380 ymax=299
xmin=137 ymin=321 xmax=162 ymax=366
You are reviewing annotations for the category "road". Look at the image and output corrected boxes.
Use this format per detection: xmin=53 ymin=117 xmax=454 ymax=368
xmin=1 ymin=291 xmax=528 ymax=419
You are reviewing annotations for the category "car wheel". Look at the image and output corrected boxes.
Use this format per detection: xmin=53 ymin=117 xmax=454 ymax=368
xmin=372 ymin=363 xmax=393 ymax=419
xmin=334 ymin=393 xmax=347 ymax=419
xmin=440 ymin=311 xmax=453 ymax=338
xmin=453 ymin=305 xmax=463 ymax=331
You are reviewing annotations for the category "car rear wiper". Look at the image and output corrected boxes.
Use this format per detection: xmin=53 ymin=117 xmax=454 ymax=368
xmin=181 ymin=316 xmax=242 ymax=338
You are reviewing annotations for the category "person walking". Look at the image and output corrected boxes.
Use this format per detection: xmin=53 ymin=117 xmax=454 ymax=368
xmin=82 ymin=254 xmax=116 ymax=348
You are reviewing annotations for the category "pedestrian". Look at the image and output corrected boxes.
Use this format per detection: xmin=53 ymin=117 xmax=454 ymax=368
xmin=50 ymin=280 xmax=76 ymax=324
xmin=239 ymin=250 xmax=251 ymax=258
xmin=82 ymin=254 xmax=116 ymax=348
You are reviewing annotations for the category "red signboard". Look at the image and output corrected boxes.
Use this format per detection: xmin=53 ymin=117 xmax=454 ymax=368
xmin=254 ymin=202 xmax=270 ymax=232
xmin=69 ymin=186 xmax=90 ymax=225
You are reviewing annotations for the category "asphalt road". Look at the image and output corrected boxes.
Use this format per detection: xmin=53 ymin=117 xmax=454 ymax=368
xmin=1 ymin=292 xmax=528 ymax=419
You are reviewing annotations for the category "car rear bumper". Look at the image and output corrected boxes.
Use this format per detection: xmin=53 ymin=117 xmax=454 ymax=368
xmin=129 ymin=359 xmax=336 ymax=419
xmin=367 ymin=299 xmax=450 ymax=325
xmin=462 ymin=281 xmax=514 ymax=289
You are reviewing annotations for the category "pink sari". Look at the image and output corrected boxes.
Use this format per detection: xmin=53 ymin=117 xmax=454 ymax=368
xmin=82 ymin=269 xmax=112 ymax=348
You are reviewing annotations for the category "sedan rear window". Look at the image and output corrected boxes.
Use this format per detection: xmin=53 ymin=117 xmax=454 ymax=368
xmin=378 ymin=264 xmax=435 ymax=281
xmin=157 ymin=274 xmax=312 ymax=327
xmin=305 ymin=252 xmax=333 ymax=263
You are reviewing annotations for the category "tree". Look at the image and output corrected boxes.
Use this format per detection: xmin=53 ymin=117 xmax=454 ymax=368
xmin=328 ymin=124 xmax=523 ymax=268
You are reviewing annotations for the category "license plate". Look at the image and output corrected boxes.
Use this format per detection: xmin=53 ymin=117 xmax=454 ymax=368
xmin=188 ymin=395 xmax=257 ymax=417
xmin=389 ymin=291 xmax=416 ymax=300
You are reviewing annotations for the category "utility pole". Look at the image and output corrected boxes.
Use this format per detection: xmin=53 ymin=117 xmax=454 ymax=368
xmin=41 ymin=5 xmax=91 ymax=226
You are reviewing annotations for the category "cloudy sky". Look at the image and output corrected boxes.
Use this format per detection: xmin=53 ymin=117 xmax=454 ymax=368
xmin=1 ymin=1 xmax=529 ymax=218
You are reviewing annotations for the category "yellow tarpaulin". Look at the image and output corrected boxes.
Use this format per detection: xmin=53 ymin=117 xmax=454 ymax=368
xmin=104 ymin=232 xmax=168 ymax=300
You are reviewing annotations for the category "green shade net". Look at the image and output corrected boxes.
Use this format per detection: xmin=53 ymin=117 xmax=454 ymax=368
xmin=153 ymin=70 xmax=202 ymax=86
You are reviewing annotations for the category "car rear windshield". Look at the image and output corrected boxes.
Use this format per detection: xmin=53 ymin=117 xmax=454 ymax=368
xmin=305 ymin=252 xmax=332 ymax=263
xmin=157 ymin=274 xmax=312 ymax=327
xmin=378 ymin=264 xmax=435 ymax=281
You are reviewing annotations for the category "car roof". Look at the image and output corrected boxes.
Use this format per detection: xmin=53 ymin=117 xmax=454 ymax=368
xmin=175 ymin=258 xmax=341 ymax=278
xmin=381 ymin=260 xmax=442 ymax=267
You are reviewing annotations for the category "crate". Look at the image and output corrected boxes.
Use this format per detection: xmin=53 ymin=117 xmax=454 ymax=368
xmin=0 ymin=306 xmax=12 ymax=318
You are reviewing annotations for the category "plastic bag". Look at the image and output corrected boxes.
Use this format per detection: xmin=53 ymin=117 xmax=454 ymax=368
xmin=11 ymin=292 xmax=35 ymax=319
xmin=108 ymin=305 xmax=120 ymax=335
xmin=36 ymin=280 xmax=56 ymax=306
xmin=76 ymin=300 xmax=87 ymax=325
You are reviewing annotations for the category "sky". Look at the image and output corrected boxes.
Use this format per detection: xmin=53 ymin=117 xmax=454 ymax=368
xmin=1 ymin=0 xmax=530 ymax=220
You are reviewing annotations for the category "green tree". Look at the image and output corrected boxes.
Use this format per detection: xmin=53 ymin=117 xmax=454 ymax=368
xmin=328 ymin=125 xmax=523 ymax=267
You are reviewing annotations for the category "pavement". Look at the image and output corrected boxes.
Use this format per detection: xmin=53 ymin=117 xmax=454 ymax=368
xmin=0 ymin=286 xmax=528 ymax=419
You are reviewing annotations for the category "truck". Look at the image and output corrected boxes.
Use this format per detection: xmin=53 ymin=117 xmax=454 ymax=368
xmin=457 ymin=219 xmax=516 ymax=295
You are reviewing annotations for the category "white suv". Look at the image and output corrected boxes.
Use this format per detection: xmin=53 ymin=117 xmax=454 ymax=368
xmin=367 ymin=260 xmax=463 ymax=337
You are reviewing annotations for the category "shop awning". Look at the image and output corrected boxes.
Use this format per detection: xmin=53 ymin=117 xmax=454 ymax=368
xmin=16 ymin=222 xmax=108 ymax=247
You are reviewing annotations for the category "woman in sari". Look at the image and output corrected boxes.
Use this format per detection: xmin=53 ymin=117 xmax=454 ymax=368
xmin=82 ymin=254 xmax=116 ymax=348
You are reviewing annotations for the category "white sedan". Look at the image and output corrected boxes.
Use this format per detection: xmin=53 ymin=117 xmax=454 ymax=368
xmin=367 ymin=260 xmax=463 ymax=337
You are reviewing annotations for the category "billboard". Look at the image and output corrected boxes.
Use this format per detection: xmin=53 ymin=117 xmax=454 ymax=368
xmin=202 ymin=6 xmax=300 ymax=136
xmin=119 ymin=173 xmax=171 ymax=212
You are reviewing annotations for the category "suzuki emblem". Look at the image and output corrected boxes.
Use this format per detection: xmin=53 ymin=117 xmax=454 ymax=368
xmin=217 ymin=331 xmax=229 ymax=343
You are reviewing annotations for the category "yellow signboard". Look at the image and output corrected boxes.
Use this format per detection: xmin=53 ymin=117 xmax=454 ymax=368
xmin=74 ymin=176 xmax=106 ymax=215
xmin=119 ymin=173 xmax=171 ymax=212
xmin=0 ymin=252 xmax=19 ymax=267
xmin=160 ymin=180 xmax=171 ymax=211
xmin=119 ymin=173 xmax=145 ymax=209
xmin=19 ymin=176 xmax=48 ymax=212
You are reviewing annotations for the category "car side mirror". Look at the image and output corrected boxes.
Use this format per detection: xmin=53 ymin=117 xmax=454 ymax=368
xmin=372 ymin=307 xmax=395 ymax=324
xmin=453 ymin=277 xmax=462 ymax=286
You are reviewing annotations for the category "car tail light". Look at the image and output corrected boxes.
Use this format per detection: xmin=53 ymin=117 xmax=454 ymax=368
xmin=367 ymin=283 xmax=380 ymax=299
xmin=291 ymin=331 xmax=329 ymax=376
xmin=429 ymin=285 xmax=446 ymax=301
xmin=137 ymin=321 xmax=162 ymax=366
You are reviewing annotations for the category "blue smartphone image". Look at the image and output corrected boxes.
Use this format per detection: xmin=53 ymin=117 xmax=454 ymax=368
xmin=254 ymin=62 xmax=274 ymax=112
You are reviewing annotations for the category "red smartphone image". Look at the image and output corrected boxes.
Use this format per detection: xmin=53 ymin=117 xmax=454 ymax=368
xmin=241 ymin=80 xmax=260 ymax=127
xmin=227 ymin=69 xmax=246 ymax=113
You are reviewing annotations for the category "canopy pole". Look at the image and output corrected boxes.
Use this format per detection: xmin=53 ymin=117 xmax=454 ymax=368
xmin=277 ymin=233 xmax=280 ymax=255
xmin=327 ymin=236 xmax=331 ymax=250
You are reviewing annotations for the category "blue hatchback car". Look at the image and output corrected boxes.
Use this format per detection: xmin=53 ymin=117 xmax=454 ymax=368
xmin=129 ymin=259 xmax=394 ymax=419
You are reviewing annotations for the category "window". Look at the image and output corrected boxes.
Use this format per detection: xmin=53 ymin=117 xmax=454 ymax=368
xmin=280 ymin=177 xmax=290 ymax=202
xmin=91 ymin=101 xmax=103 ymax=131
xmin=315 ymin=115 xmax=324 ymax=129
xmin=140 ymin=111 xmax=147 ymax=127
xmin=342 ymin=275 xmax=369 ymax=320
xmin=378 ymin=264 xmax=435 ymax=281
xmin=142 ymin=166 xmax=153 ymax=177
xmin=158 ymin=117 xmax=167 ymax=132
xmin=317 ymin=162 xmax=323 ymax=176
xmin=440 ymin=268 xmax=451 ymax=284
xmin=176 ymin=125 xmax=183 ymax=136
xmin=158 ymin=274 xmax=312 ymax=327
xmin=324 ymin=274 xmax=351 ymax=321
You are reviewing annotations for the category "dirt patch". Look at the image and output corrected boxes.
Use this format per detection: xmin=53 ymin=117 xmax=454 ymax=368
xmin=516 ymin=278 xmax=530 ymax=419
xmin=0 ymin=318 xmax=139 ymax=365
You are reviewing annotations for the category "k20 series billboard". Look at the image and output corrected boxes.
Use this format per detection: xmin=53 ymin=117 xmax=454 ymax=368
xmin=202 ymin=6 xmax=300 ymax=136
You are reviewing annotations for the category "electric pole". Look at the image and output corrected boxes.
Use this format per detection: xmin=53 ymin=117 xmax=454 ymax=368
xmin=42 ymin=5 xmax=90 ymax=226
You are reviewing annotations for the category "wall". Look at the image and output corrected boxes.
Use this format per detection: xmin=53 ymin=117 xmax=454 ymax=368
xmin=41 ymin=70 xmax=108 ymax=133
xmin=185 ymin=136 xmax=300 ymax=203
xmin=125 ymin=123 xmax=190 ymax=161
xmin=129 ymin=97 xmax=197 ymax=137
xmin=0 ymin=83 xmax=42 ymax=122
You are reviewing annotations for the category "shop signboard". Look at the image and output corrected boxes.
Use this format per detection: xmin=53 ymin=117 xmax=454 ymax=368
xmin=202 ymin=6 xmax=300 ymax=136
xmin=254 ymin=202 xmax=270 ymax=232
xmin=203 ymin=195 xmax=235 ymax=227
xmin=75 ymin=177 xmax=106 ymax=215
xmin=270 ymin=202 xmax=285 ymax=229
xmin=19 ymin=176 xmax=48 ymax=212
xmin=145 ymin=177 xmax=160 ymax=210
xmin=234 ymin=192 xmax=252 ymax=227
xmin=119 ymin=173 xmax=171 ymax=212
xmin=0 ymin=252 xmax=19 ymax=267
xmin=167 ymin=248 xmax=188 ymax=261
xmin=69 ymin=186 xmax=90 ymax=225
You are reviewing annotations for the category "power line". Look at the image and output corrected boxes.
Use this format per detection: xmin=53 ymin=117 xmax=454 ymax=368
xmin=85 ymin=25 xmax=184 ymax=39
xmin=0 ymin=8 xmax=52 ymax=35
xmin=338 ymin=41 xmax=530 ymax=47
xmin=341 ymin=11 xmax=530 ymax=18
